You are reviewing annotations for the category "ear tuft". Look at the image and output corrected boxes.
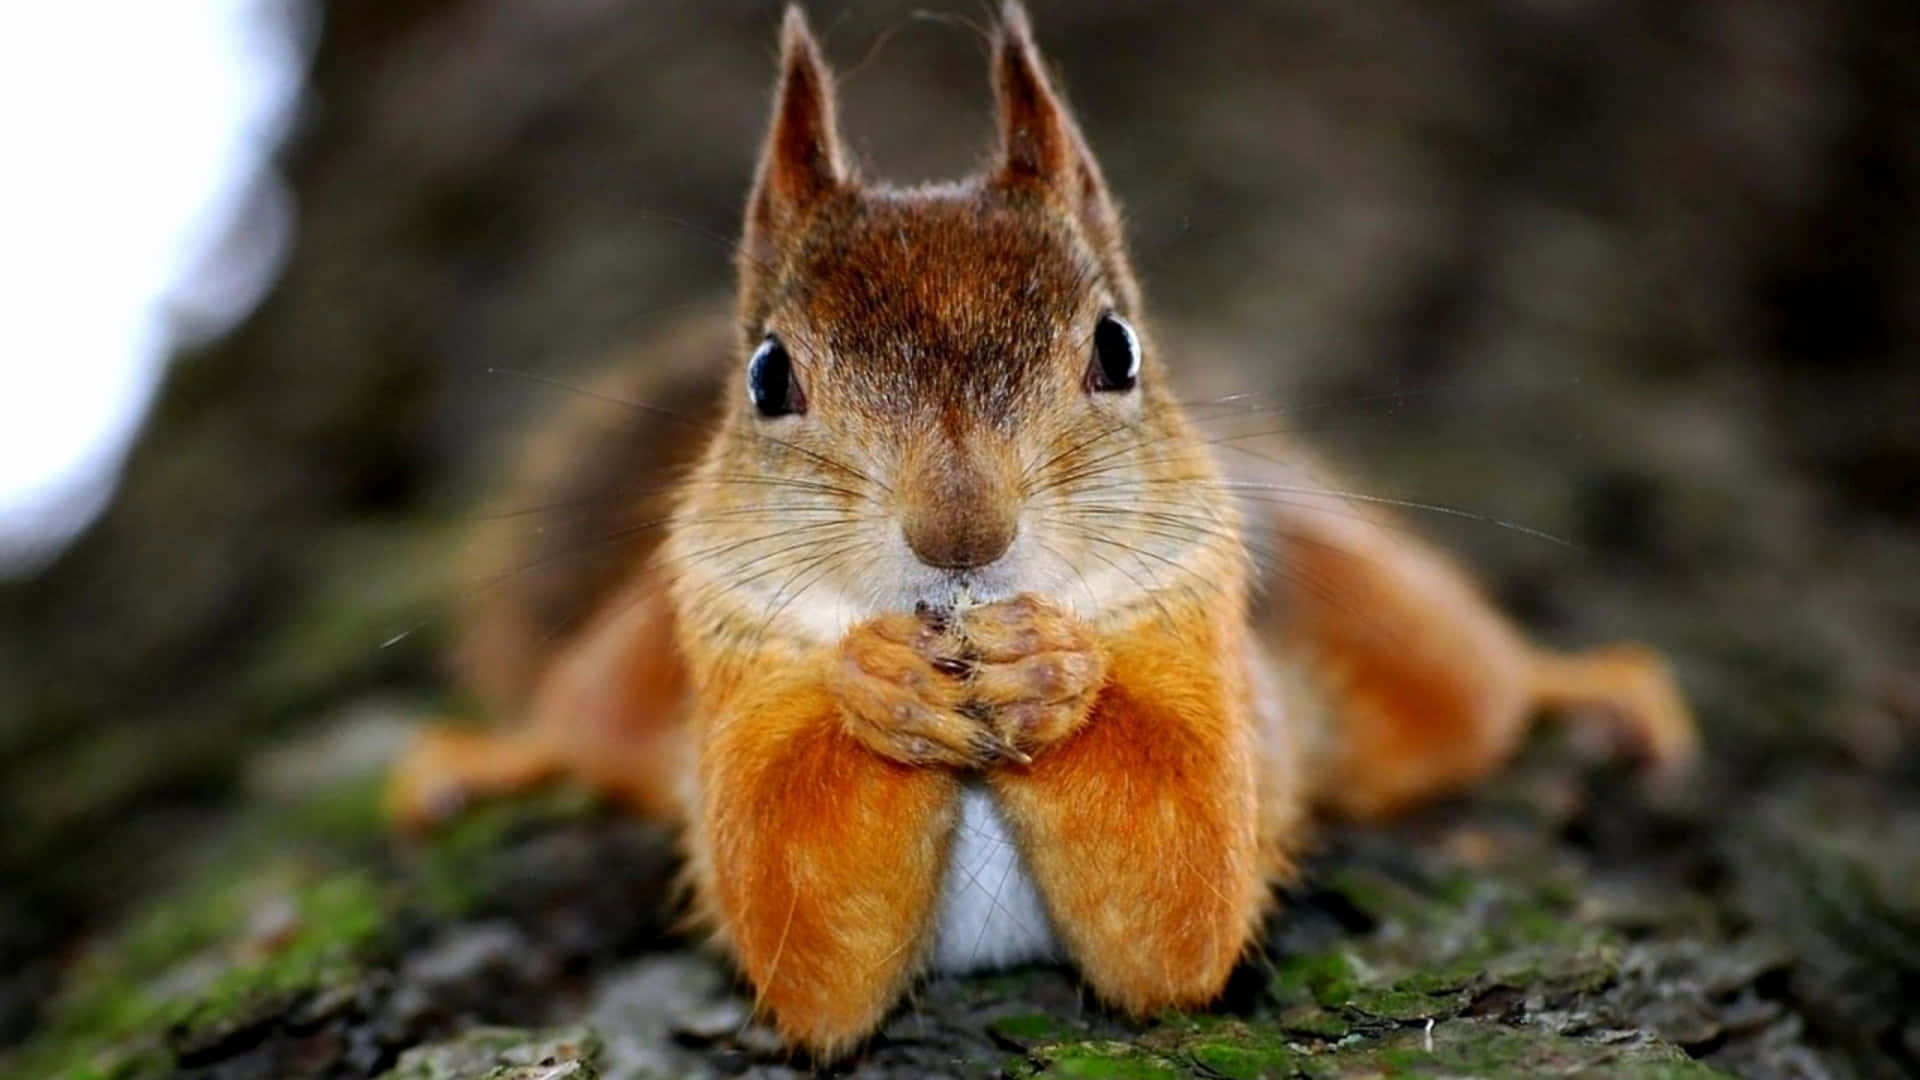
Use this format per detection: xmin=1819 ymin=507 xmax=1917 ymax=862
xmin=745 ymin=5 xmax=845 ymax=264
xmin=992 ymin=0 xmax=1073 ymax=186
xmin=779 ymin=2 xmax=813 ymax=54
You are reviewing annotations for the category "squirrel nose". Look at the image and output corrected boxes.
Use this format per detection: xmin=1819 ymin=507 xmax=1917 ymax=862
xmin=900 ymin=453 xmax=1019 ymax=571
xmin=904 ymin=507 xmax=1017 ymax=570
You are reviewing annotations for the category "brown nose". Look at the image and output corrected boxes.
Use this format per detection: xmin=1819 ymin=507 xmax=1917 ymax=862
xmin=900 ymin=450 xmax=1018 ymax=570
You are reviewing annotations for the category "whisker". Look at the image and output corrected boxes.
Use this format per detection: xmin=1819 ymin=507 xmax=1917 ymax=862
xmin=1169 ymin=373 xmax=1583 ymax=418
xmin=1039 ymin=507 xmax=1415 ymax=649
xmin=522 ymin=524 xmax=861 ymax=652
xmin=487 ymin=367 xmax=890 ymax=496
xmin=1035 ymin=537 xmax=1103 ymax=614
xmin=737 ymin=542 xmax=863 ymax=662
xmin=1048 ymin=462 xmax=1575 ymax=549
xmin=1033 ymin=393 xmax=1576 ymax=527
xmin=1043 ymin=505 xmax=1264 ymax=562
xmin=695 ymin=526 xmax=856 ymax=573
xmin=1020 ymin=408 xmax=1142 ymax=488
xmin=1204 ymin=481 xmax=1575 ymax=549
xmin=720 ymin=532 xmax=866 ymax=592
xmin=1045 ymin=527 xmax=1184 ymax=630
xmin=469 ymin=471 xmax=873 ymax=523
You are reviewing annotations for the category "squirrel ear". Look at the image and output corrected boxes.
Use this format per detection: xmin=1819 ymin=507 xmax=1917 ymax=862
xmin=745 ymin=7 xmax=846 ymax=262
xmin=991 ymin=2 xmax=1078 ymax=190
xmin=990 ymin=3 xmax=1131 ymax=296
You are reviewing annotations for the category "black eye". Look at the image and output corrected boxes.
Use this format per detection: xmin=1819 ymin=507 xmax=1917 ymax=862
xmin=747 ymin=335 xmax=805 ymax=417
xmin=1088 ymin=312 xmax=1140 ymax=393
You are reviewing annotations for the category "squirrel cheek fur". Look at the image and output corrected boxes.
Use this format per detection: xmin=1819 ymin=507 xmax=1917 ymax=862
xmin=389 ymin=0 xmax=1699 ymax=1062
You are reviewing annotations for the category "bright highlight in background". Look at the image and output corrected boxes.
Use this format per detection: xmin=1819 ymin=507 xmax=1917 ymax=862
xmin=0 ymin=0 xmax=309 ymax=574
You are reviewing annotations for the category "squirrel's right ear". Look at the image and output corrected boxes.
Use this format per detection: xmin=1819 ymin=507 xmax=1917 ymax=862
xmin=989 ymin=1 xmax=1135 ymax=308
xmin=743 ymin=6 xmax=846 ymax=268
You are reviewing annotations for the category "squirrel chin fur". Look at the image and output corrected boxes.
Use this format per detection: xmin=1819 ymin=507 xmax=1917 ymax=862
xmin=390 ymin=1 xmax=1699 ymax=1062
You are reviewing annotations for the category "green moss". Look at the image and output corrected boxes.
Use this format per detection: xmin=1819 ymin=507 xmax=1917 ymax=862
xmin=3 ymin=861 xmax=389 ymax=1080
xmin=1162 ymin=1021 xmax=1311 ymax=1079
xmin=1023 ymin=1041 xmax=1189 ymax=1079
xmin=1012 ymin=1018 xmax=1731 ymax=1080
xmin=407 ymin=788 xmax=602 ymax=917
xmin=1389 ymin=961 xmax=1482 ymax=996
xmin=1276 ymin=1005 xmax=1350 ymax=1039
xmin=1266 ymin=864 xmax=1631 ymax=1036
xmin=1328 ymin=1019 xmax=1729 ymax=1078
xmin=1270 ymin=948 xmax=1362 ymax=1009
xmin=1345 ymin=985 xmax=1462 ymax=1023
xmin=1267 ymin=947 xmax=1453 ymax=1022
xmin=1187 ymin=1039 xmax=1306 ymax=1079
xmin=1318 ymin=866 xmax=1441 ymax=926
xmin=0 ymin=769 xmax=629 ymax=1080
xmin=173 ymin=869 xmax=385 ymax=1031
xmin=281 ymin=770 xmax=391 ymax=848
xmin=990 ymin=1012 xmax=1083 ymax=1047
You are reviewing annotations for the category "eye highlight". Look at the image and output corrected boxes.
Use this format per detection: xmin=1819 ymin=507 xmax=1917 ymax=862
xmin=1087 ymin=312 xmax=1140 ymax=393
xmin=747 ymin=335 xmax=805 ymax=417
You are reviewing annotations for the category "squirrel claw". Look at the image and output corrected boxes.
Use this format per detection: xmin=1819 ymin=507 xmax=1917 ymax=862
xmin=969 ymin=730 xmax=1006 ymax=765
xmin=967 ymin=730 xmax=1033 ymax=769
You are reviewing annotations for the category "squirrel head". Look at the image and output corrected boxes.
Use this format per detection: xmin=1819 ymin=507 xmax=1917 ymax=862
xmin=673 ymin=2 xmax=1242 ymax=641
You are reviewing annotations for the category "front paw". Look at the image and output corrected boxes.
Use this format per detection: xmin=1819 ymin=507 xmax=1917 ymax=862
xmin=830 ymin=610 xmax=1000 ymax=767
xmin=952 ymin=595 xmax=1108 ymax=761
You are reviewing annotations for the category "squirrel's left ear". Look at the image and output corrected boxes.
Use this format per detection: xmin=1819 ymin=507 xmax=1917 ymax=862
xmin=990 ymin=1 xmax=1134 ymax=305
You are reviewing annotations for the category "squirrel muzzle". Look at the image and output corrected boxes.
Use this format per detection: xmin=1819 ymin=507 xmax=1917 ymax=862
xmin=898 ymin=438 xmax=1020 ymax=571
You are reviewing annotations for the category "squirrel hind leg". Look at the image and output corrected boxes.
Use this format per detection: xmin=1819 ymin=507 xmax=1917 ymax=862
xmin=385 ymin=724 xmax=564 ymax=833
xmin=389 ymin=569 xmax=693 ymax=832
xmin=1258 ymin=493 xmax=1696 ymax=820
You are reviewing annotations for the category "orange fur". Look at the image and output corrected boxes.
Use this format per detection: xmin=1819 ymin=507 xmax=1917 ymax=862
xmin=386 ymin=0 xmax=1697 ymax=1060
xmin=1254 ymin=485 xmax=1692 ymax=820
xmin=688 ymin=657 xmax=958 ymax=1057
xmin=991 ymin=601 xmax=1267 ymax=1014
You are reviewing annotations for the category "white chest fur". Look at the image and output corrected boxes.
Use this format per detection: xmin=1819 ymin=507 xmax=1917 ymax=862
xmin=930 ymin=783 xmax=1060 ymax=972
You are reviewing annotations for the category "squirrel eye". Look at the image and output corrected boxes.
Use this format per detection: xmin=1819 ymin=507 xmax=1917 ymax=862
xmin=747 ymin=335 xmax=805 ymax=418
xmin=1087 ymin=312 xmax=1140 ymax=393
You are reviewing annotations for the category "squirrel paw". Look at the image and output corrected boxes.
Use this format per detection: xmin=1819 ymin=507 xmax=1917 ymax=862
xmin=831 ymin=610 xmax=999 ymax=767
xmin=1544 ymin=643 xmax=1700 ymax=774
xmin=952 ymin=594 xmax=1108 ymax=762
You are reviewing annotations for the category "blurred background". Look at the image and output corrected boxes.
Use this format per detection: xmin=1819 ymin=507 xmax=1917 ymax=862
xmin=1 ymin=2 xmax=1915 ymax=1077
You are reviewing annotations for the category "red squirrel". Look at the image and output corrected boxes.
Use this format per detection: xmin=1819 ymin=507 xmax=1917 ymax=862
xmin=388 ymin=2 xmax=1696 ymax=1059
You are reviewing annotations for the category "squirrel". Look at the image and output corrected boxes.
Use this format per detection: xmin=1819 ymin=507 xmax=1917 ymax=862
xmin=388 ymin=1 xmax=1697 ymax=1060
